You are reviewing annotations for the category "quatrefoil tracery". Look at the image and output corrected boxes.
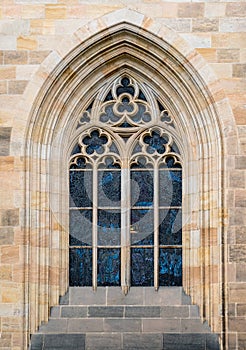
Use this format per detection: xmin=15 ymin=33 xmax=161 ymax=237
xmin=76 ymin=75 xmax=175 ymax=134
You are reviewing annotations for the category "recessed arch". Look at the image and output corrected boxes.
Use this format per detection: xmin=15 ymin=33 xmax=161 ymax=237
xmin=20 ymin=9 xmax=237 ymax=348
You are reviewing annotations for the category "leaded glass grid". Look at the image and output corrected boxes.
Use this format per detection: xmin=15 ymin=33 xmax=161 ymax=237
xmin=69 ymin=75 xmax=182 ymax=292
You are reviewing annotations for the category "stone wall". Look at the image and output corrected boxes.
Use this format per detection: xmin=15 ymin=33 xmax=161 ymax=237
xmin=0 ymin=1 xmax=245 ymax=349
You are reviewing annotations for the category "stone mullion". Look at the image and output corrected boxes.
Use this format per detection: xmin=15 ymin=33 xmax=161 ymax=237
xmin=154 ymin=161 xmax=159 ymax=291
xmin=92 ymin=162 xmax=98 ymax=291
xmin=121 ymin=162 xmax=131 ymax=295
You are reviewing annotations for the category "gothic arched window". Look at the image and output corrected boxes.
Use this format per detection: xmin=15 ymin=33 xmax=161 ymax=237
xmin=69 ymin=75 xmax=182 ymax=292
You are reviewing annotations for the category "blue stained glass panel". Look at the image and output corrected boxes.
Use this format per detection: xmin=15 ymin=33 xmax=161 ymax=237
xmin=131 ymin=209 xmax=154 ymax=245
xmin=159 ymin=209 xmax=182 ymax=245
xmin=97 ymin=248 xmax=120 ymax=286
xmin=82 ymin=130 xmax=108 ymax=155
xmin=159 ymin=170 xmax=182 ymax=207
xmin=159 ymin=248 xmax=182 ymax=286
xmin=69 ymin=170 xmax=92 ymax=208
xmin=69 ymin=248 xmax=92 ymax=286
xmin=116 ymin=77 xmax=135 ymax=96
xmin=131 ymin=248 xmax=154 ymax=286
xmin=98 ymin=170 xmax=121 ymax=206
xmin=131 ymin=170 xmax=153 ymax=207
xmin=98 ymin=209 xmax=121 ymax=246
xmin=69 ymin=209 xmax=92 ymax=246
xmin=143 ymin=131 xmax=168 ymax=154
xmin=165 ymin=157 xmax=182 ymax=169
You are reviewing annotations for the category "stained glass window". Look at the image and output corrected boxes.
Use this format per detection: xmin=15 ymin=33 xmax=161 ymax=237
xmin=69 ymin=75 xmax=182 ymax=290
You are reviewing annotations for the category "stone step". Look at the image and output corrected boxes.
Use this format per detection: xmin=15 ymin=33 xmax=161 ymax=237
xmin=60 ymin=287 xmax=191 ymax=306
xmin=50 ymin=305 xmax=199 ymax=319
xmin=30 ymin=332 xmax=220 ymax=350
xmin=30 ymin=287 xmax=221 ymax=349
xmin=38 ymin=316 xmax=211 ymax=334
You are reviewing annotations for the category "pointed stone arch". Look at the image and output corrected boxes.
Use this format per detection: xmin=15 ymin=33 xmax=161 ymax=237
xmin=17 ymin=8 xmax=237 ymax=348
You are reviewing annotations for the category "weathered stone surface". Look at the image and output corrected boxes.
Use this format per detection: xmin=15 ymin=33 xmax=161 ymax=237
xmin=0 ymin=209 xmax=19 ymax=226
xmin=86 ymin=333 xmax=121 ymax=350
xmin=192 ymin=19 xmax=219 ymax=32
xmin=4 ymin=51 xmax=28 ymax=65
xmin=0 ymin=127 xmax=11 ymax=156
xmin=229 ymin=245 xmax=246 ymax=263
xmin=8 ymin=80 xmax=28 ymax=94
xmin=0 ymin=227 xmax=14 ymax=244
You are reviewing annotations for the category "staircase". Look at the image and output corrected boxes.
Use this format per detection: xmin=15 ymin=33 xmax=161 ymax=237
xmin=30 ymin=287 xmax=220 ymax=349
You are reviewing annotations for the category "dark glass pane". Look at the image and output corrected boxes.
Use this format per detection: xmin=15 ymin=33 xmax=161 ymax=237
xmin=131 ymin=170 xmax=153 ymax=207
xmin=116 ymin=77 xmax=135 ymax=96
xmin=165 ymin=156 xmax=182 ymax=169
xmin=69 ymin=209 xmax=92 ymax=246
xmin=69 ymin=248 xmax=92 ymax=286
xmin=97 ymin=248 xmax=120 ymax=286
xmin=131 ymin=209 xmax=154 ymax=245
xmin=159 ymin=248 xmax=182 ymax=286
xmin=69 ymin=171 xmax=92 ymax=207
xmin=98 ymin=170 xmax=121 ymax=206
xmin=82 ymin=130 xmax=108 ymax=155
xmin=100 ymin=105 xmax=119 ymax=123
xmin=143 ymin=131 xmax=168 ymax=154
xmin=159 ymin=170 xmax=182 ymax=207
xmin=131 ymin=248 xmax=154 ymax=286
xmin=131 ymin=104 xmax=151 ymax=123
xmin=138 ymin=90 xmax=147 ymax=101
xmin=70 ymin=144 xmax=81 ymax=156
xmin=98 ymin=209 xmax=121 ymax=246
xmin=159 ymin=209 xmax=182 ymax=245
xmin=104 ymin=90 xmax=113 ymax=102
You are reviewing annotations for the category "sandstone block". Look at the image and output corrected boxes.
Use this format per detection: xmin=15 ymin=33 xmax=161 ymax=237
xmin=161 ymin=3 xmax=178 ymax=18
xmin=235 ymin=226 xmax=246 ymax=244
xmin=229 ymin=245 xmax=246 ymax=263
xmin=29 ymin=50 xmax=50 ymax=64
xmin=160 ymin=18 xmax=191 ymax=33
xmin=235 ymin=190 xmax=246 ymax=207
xmin=0 ymin=127 xmax=12 ymax=156
xmin=235 ymin=156 xmax=246 ymax=169
xmin=229 ymin=283 xmax=246 ymax=303
xmin=192 ymin=19 xmax=219 ymax=32
xmin=0 ymin=81 xmax=7 ymax=94
xmin=0 ymin=66 xmax=16 ymax=80
xmin=178 ymin=3 xmax=204 ymax=19
xmin=8 ymin=80 xmax=28 ymax=95
xmin=0 ymin=264 xmax=12 ymax=281
xmin=0 ymin=333 xmax=12 ymax=347
xmin=211 ymin=33 xmax=246 ymax=49
xmin=220 ymin=18 xmax=246 ymax=33
xmin=229 ymin=171 xmax=245 ymax=188
xmin=0 ymin=209 xmax=19 ymax=226
xmin=45 ymin=5 xmax=67 ymax=19
xmin=196 ymin=48 xmax=217 ymax=62
xmin=237 ymin=304 xmax=246 ymax=317
xmin=30 ymin=19 xmax=55 ymax=35
xmin=2 ymin=316 xmax=23 ymax=332
xmin=205 ymin=3 xmax=225 ymax=18
xmin=4 ymin=50 xmax=28 ymax=65
xmin=233 ymin=64 xmax=246 ymax=78
xmin=238 ymin=333 xmax=246 ymax=350
xmin=217 ymin=49 xmax=240 ymax=63
xmin=0 ymin=35 xmax=16 ymax=50
xmin=229 ymin=317 xmax=246 ymax=332
xmin=1 ymin=245 xmax=19 ymax=264
xmin=21 ymin=4 xmax=45 ymax=19
xmin=17 ymin=36 xmax=38 ymax=51
xmin=0 ymin=227 xmax=14 ymax=245
xmin=226 ymin=3 xmax=246 ymax=18
xmin=237 ymin=265 xmax=246 ymax=282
